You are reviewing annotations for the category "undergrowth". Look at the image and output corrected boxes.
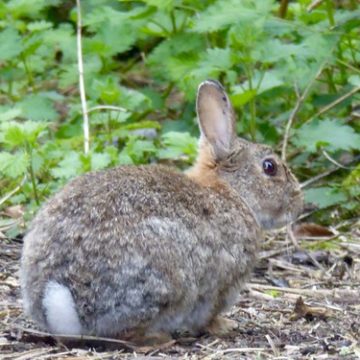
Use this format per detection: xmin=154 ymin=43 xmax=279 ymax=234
xmin=0 ymin=0 xmax=359 ymax=236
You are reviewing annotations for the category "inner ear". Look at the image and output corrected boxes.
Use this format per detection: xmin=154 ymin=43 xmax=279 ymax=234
xmin=196 ymin=80 xmax=236 ymax=160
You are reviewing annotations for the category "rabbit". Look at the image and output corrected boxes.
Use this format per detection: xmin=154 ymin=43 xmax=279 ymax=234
xmin=20 ymin=80 xmax=303 ymax=341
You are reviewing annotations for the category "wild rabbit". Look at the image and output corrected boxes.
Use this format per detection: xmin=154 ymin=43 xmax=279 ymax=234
xmin=21 ymin=80 xmax=303 ymax=341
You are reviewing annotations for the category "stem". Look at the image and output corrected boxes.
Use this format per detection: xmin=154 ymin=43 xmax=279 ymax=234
xmin=281 ymin=62 xmax=326 ymax=160
xmin=307 ymin=85 xmax=360 ymax=122
xmin=349 ymin=0 xmax=357 ymax=9
xmin=26 ymin=145 xmax=39 ymax=205
xmin=325 ymin=0 xmax=335 ymax=27
xmin=321 ymin=149 xmax=352 ymax=169
xmin=336 ymin=47 xmax=347 ymax=84
xmin=170 ymin=10 xmax=177 ymax=34
xmin=76 ymin=0 xmax=90 ymax=154
xmin=307 ymin=0 xmax=325 ymax=12
xmin=336 ymin=59 xmax=360 ymax=74
xmin=107 ymin=111 xmax=112 ymax=141
xmin=300 ymin=154 xmax=360 ymax=189
xmin=87 ymin=105 xmax=127 ymax=114
xmin=149 ymin=20 xmax=170 ymax=36
xmin=247 ymin=68 xmax=256 ymax=141
xmin=346 ymin=36 xmax=357 ymax=64
xmin=325 ymin=68 xmax=336 ymax=93
xmin=278 ymin=0 xmax=289 ymax=18
xmin=20 ymin=53 xmax=33 ymax=86
xmin=8 ymin=80 xmax=13 ymax=97
xmin=249 ymin=97 xmax=256 ymax=141
xmin=162 ymin=82 xmax=174 ymax=99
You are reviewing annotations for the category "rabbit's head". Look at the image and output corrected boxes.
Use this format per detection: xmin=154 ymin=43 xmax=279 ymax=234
xmin=188 ymin=80 xmax=303 ymax=229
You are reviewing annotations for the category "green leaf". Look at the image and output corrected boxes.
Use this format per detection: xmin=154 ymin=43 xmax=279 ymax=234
xmin=149 ymin=33 xmax=204 ymax=62
xmin=92 ymin=77 xmax=121 ymax=104
xmin=193 ymin=0 xmax=274 ymax=33
xmin=348 ymin=75 xmax=360 ymax=87
xmin=51 ymin=151 xmax=82 ymax=179
xmin=31 ymin=151 xmax=45 ymax=174
xmin=1 ymin=121 xmax=47 ymax=147
xmin=88 ymin=22 xmax=137 ymax=56
xmin=141 ymin=0 xmax=174 ymax=11
xmin=199 ymin=47 xmax=233 ymax=72
xmin=230 ymin=89 xmax=257 ymax=107
xmin=124 ymin=137 xmax=157 ymax=164
xmin=118 ymin=150 xmax=134 ymax=165
xmin=119 ymin=86 xmax=152 ymax=112
xmin=0 ymin=108 xmax=22 ymax=122
xmin=120 ymin=120 xmax=161 ymax=131
xmin=84 ymin=6 xmax=144 ymax=57
xmin=231 ymin=71 xmax=283 ymax=107
xmin=0 ymin=151 xmax=29 ymax=178
xmin=294 ymin=119 xmax=360 ymax=153
xmin=158 ymin=131 xmax=197 ymax=162
xmin=255 ymin=39 xmax=304 ymax=63
xmin=19 ymin=94 xmax=58 ymax=122
xmin=91 ymin=152 xmax=111 ymax=170
xmin=6 ymin=0 xmax=58 ymax=18
xmin=43 ymin=24 xmax=76 ymax=62
xmin=304 ymin=187 xmax=347 ymax=209
xmin=148 ymin=32 xmax=205 ymax=81
xmin=27 ymin=20 xmax=53 ymax=32
xmin=3 ymin=125 xmax=26 ymax=147
xmin=0 ymin=28 xmax=22 ymax=61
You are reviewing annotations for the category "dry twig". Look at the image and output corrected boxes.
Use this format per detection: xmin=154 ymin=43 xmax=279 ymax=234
xmin=281 ymin=63 xmax=326 ymax=160
xmin=0 ymin=176 xmax=27 ymax=208
xmin=322 ymin=149 xmax=352 ymax=169
xmin=76 ymin=0 xmax=90 ymax=154
xmin=307 ymin=85 xmax=360 ymax=122
xmin=87 ymin=105 xmax=127 ymax=114
xmin=307 ymin=0 xmax=325 ymax=12
xmin=248 ymin=283 xmax=359 ymax=303
xmin=13 ymin=326 xmax=137 ymax=351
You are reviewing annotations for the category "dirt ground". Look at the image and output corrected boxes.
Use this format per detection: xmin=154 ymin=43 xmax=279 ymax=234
xmin=1 ymin=220 xmax=359 ymax=360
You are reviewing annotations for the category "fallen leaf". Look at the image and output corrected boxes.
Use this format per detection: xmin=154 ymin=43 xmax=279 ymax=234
xmin=293 ymin=223 xmax=334 ymax=238
xmin=290 ymin=297 xmax=331 ymax=321
xmin=4 ymin=205 xmax=24 ymax=219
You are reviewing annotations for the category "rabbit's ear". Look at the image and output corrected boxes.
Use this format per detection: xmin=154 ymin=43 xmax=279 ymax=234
xmin=197 ymin=80 xmax=236 ymax=160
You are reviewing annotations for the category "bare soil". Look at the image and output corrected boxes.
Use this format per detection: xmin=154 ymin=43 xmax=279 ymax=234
xmin=1 ymin=221 xmax=359 ymax=359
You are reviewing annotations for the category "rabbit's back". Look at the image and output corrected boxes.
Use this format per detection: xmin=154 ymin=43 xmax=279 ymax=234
xmin=21 ymin=165 xmax=260 ymax=336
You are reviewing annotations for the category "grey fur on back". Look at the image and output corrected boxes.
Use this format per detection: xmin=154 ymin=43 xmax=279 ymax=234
xmin=21 ymin=80 xmax=303 ymax=338
xmin=22 ymin=165 xmax=259 ymax=336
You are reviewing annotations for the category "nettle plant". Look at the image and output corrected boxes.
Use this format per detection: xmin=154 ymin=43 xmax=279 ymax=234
xmin=0 ymin=0 xmax=359 ymax=233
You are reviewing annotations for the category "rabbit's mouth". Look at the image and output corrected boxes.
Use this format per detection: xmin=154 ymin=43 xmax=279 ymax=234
xmin=257 ymin=201 xmax=303 ymax=230
xmin=259 ymin=215 xmax=288 ymax=230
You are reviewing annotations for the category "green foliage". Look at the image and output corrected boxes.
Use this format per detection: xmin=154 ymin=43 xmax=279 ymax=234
xmin=294 ymin=119 xmax=360 ymax=153
xmin=304 ymin=187 xmax=347 ymax=209
xmin=158 ymin=131 xmax=198 ymax=163
xmin=0 ymin=0 xmax=359 ymax=227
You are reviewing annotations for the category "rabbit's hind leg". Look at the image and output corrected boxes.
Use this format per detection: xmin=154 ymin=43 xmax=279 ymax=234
xmin=128 ymin=331 xmax=173 ymax=346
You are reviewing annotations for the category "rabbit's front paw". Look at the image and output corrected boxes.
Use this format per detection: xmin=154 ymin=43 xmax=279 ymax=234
xmin=206 ymin=316 xmax=238 ymax=336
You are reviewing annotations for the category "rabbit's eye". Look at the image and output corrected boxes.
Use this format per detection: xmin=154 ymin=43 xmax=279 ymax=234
xmin=263 ymin=159 xmax=277 ymax=176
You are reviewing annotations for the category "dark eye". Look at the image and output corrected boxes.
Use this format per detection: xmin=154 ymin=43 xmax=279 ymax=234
xmin=263 ymin=158 xmax=277 ymax=176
